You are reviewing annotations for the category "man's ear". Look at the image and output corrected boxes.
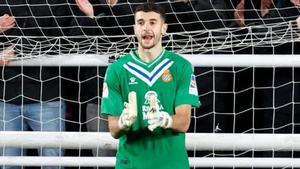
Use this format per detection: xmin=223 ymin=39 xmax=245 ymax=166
xmin=133 ymin=24 xmax=136 ymax=34
xmin=162 ymin=23 xmax=168 ymax=34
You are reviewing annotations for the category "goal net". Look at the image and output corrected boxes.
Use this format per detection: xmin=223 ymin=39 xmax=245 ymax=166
xmin=1 ymin=0 xmax=300 ymax=168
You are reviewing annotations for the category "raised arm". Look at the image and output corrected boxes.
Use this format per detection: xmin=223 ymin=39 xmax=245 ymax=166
xmin=75 ymin=0 xmax=118 ymax=18
xmin=172 ymin=104 xmax=192 ymax=132
xmin=234 ymin=0 xmax=245 ymax=27
xmin=296 ymin=16 xmax=300 ymax=30
xmin=260 ymin=0 xmax=273 ymax=17
xmin=0 ymin=14 xmax=15 ymax=33
xmin=75 ymin=0 xmax=95 ymax=18
xmin=0 ymin=46 xmax=15 ymax=65
xmin=0 ymin=14 xmax=15 ymax=65
xmin=290 ymin=0 xmax=300 ymax=6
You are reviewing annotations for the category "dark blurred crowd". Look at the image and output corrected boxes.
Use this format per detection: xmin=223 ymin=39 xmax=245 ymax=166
xmin=74 ymin=0 xmax=300 ymax=32
xmin=69 ymin=0 xmax=300 ymax=54
xmin=0 ymin=1 xmax=300 ymax=169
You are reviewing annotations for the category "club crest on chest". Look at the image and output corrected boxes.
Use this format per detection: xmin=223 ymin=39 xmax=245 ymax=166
xmin=161 ymin=69 xmax=172 ymax=83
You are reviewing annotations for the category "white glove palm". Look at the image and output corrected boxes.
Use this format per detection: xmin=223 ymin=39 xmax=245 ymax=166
xmin=147 ymin=95 xmax=172 ymax=131
xmin=118 ymin=92 xmax=137 ymax=131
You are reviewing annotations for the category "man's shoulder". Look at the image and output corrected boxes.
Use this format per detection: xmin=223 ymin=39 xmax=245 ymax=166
xmin=108 ymin=53 xmax=131 ymax=69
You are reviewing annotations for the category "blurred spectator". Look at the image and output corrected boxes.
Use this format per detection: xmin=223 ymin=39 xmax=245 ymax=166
xmin=80 ymin=67 xmax=116 ymax=169
xmin=152 ymin=0 xmax=233 ymax=32
xmin=0 ymin=46 xmax=14 ymax=65
xmin=0 ymin=14 xmax=15 ymax=34
xmin=75 ymin=0 xmax=128 ymax=35
xmin=234 ymin=0 xmax=300 ymax=27
xmin=70 ymin=2 xmax=116 ymax=168
xmin=260 ymin=0 xmax=300 ymax=25
xmin=232 ymin=0 xmax=300 ymax=161
xmin=0 ymin=1 xmax=75 ymax=169
xmin=76 ymin=0 xmax=117 ymax=18
xmin=76 ymin=0 xmax=233 ymax=34
xmin=0 ymin=14 xmax=16 ymax=64
xmin=297 ymin=15 xmax=300 ymax=31
xmin=234 ymin=0 xmax=274 ymax=27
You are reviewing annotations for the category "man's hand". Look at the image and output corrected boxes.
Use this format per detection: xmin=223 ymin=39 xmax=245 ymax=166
xmin=0 ymin=46 xmax=15 ymax=65
xmin=106 ymin=0 xmax=118 ymax=7
xmin=0 ymin=14 xmax=15 ymax=33
xmin=118 ymin=92 xmax=137 ymax=131
xmin=296 ymin=16 xmax=300 ymax=39
xmin=234 ymin=0 xmax=246 ymax=27
xmin=75 ymin=0 xmax=95 ymax=19
xmin=260 ymin=0 xmax=273 ymax=17
xmin=291 ymin=0 xmax=300 ymax=6
xmin=147 ymin=95 xmax=172 ymax=131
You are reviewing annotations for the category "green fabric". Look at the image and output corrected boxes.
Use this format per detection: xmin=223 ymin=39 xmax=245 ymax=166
xmin=101 ymin=49 xmax=200 ymax=169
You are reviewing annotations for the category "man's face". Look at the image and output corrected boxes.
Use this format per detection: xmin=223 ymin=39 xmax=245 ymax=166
xmin=134 ymin=11 xmax=167 ymax=50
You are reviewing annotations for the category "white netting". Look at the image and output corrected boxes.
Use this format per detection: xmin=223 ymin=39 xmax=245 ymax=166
xmin=1 ymin=0 xmax=300 ymax=58
xmin=1 ymin=0 xmax=300 ymax=168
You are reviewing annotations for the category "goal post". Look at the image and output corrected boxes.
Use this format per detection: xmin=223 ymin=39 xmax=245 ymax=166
xmin=1 ymin=157 xmax=300 ymax=168
xmin=8 ymin=53 xmax=300 ymax=67
xmin=2 ymin=131 xmax=300 ymax=151
xmin=1 ymin=131 xmax=300 ymax=168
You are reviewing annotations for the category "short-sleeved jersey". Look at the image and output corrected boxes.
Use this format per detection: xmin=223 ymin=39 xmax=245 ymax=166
xmin=101 ymin=49 xmax=200 ymax=169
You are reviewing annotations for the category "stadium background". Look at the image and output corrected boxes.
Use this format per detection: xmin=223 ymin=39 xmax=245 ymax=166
xmin=1 ymin=0 xmax=300 ymax=168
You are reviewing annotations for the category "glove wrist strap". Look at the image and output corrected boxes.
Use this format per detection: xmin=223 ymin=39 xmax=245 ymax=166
xmin=118 ymin=117 xmax=130 ymax=131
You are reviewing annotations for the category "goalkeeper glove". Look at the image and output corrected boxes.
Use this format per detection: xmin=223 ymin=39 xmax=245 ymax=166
xmin=118 ymin=92 xmax=137 ymax=131
xmin=147 ymin=95 xmax=172 ymax=131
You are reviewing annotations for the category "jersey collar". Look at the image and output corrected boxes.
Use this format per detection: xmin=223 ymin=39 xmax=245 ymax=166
xmin=130 ymin=49 xmax=166 ymax=68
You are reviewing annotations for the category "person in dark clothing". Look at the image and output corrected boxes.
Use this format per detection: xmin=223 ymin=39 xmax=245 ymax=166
xmin=234 ymin=0 xmax=300 ymax=27
xmin=75 ymin=0 xmax=127 ymax=35
xmin=0 ymin=1 xmax=75 ymax=169
xmin=79 ymin=66 xmax=116 ymax=169
xmin=70 ymin=2 xmax=117 ymax=168
xmin=76 ymin=0 xmax=233 ymax=34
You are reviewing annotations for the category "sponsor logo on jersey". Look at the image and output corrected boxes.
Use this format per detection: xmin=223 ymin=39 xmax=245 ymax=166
xmin=144 ymin=91 xmax=158 ymax=105
xmin=161 ymin=69 xmax=172 ymax=82
xmin=189 ymin=74 xmax=198 ymax=96
xmin=129 ymin=77 xmax=138 ymax=85
xmin=102 ymin=82 xmax=108 ymax=98
xmin=142 ymin=91 xmax=164 ymax=120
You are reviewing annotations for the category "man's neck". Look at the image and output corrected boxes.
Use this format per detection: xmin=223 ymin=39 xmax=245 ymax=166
xmin=137 ymin=45 xmax=163 ymax=63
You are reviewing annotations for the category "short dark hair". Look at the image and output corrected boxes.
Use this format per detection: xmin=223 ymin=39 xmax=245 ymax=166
xmin=134 ymin=2 xmax=166 ymax=22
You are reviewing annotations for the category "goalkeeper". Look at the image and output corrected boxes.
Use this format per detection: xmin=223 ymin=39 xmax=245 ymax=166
xmin=101 ymin=2 xmax=200 ymax=169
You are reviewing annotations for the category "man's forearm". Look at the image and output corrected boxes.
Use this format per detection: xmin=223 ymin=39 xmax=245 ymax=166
xmin=0 ymin=14 xmax=16 ymax=33
xmin=108 ymin=116 xmax=127 ymax=139
xmin=171 ymin=106 xmax=191 ymax=132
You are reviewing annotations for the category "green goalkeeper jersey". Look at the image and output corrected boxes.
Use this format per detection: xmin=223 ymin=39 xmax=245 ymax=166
xmin=101 ymin=49 xmax=200 ymax=169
